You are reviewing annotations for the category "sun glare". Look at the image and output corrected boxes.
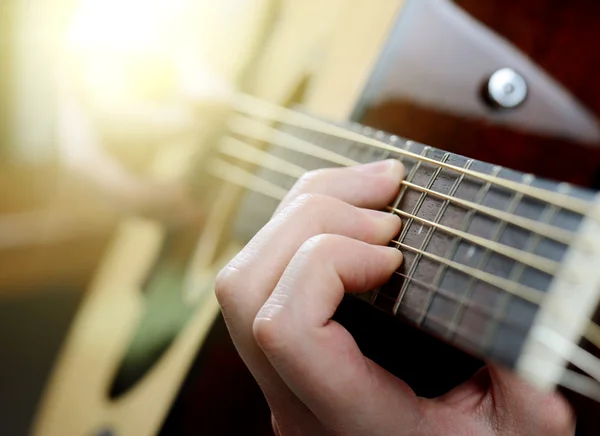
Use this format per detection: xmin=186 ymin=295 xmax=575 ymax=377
xmin=66 ymin=0 xmax=189 ymax=56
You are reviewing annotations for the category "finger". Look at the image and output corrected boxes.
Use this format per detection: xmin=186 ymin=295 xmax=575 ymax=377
xmin=253 ymin=235 xmax=422 ymax=434
xmin=217 ymin=197 xmax=401 ymax=377
xmin=218 ymin=203 xmax=400 ymax=434
xmin=218 ymin=160 xmax=404 ymax=331
xmin=275 ymin=159 xmax=405 ymax=214
xmin=439 ymin=365 xmax=575 ymax=435
xmin=215 ymin=161 xmax=404 ymax=433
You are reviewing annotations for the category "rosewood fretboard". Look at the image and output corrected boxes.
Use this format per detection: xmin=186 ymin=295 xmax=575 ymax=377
xmin=230 ymin=116 xmax=594 ymax=369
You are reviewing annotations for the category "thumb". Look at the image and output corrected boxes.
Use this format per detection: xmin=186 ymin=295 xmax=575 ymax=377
xmin=464 ymin=365 xmax=576 ymax=435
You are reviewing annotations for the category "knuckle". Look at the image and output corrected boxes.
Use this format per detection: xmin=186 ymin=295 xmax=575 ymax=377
xmin=298 ymin=233 xmax=341 ymax=259
xmin=286 ymin=168 xmax=331 ymax=198
xmin=296 ymin=168 xmax=327 ymax=189
xmin=284 ymin=192 xmax=334 ymax=217
xmin=214 ymin=264 xmax=241 ymax=306
xmin=293 ymin=192 xmax=328 ymax=209
xmin=252 ymin=316 xmax=283 ymax=352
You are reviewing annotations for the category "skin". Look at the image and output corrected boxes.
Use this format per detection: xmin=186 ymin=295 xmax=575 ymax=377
xmin=215 ymin=159 xmax=576 ymax=435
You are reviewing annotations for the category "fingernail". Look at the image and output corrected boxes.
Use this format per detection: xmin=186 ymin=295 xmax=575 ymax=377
xmin=352 ymin=159 xmax=399 ymax=174
xmin=363 ymin=208 xmax=399 ymax=222
xmin=375 ymin=245 xmax=404 ymax=264
xmin=363 ymin=209 xmax=402 ymax=232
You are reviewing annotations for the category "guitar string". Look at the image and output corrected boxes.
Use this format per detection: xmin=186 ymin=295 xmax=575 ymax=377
xmin=223 ymin=124 xmax=577 ymax=247
xmin=207 ymin=157 xmax=600 ymax=403
xmin=207 ymin=157 xmax=600 ymax=402
xmin=523 ymin=355 xmax=600 ymax=403
xmin=207 ymin=156 xmax=600 ymax=352
xmin=534 ymin=327 xmax=600 ymax=384
xmin=208 ymin=157 xmax=543 ymax=304
xmin=390 ymin=272 xmax=514 ymax=324
xmin=365 ymin=276 xmax=508 ymax=333
xmin=233 ymin=93 xmax=595 ymax=218
xmin=218 ymin=137 xmax=561 ymax=276
xmin=218 ymin=134 xmax=600 ymax=346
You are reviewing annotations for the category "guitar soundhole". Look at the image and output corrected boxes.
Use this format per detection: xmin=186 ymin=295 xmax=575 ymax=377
xmin=93 ymin=426 xmax=117 ymax=436
xmin=109 ymin=228 xmax=200 ymax=399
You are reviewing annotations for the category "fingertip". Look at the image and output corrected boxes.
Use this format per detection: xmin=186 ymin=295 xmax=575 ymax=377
xmin=351 ymin=159 xmax=404 ymax=179
xmin=374 ymin=245 xmax=404 ymax=269
xmin=362 ymin=209 xmax=402 ymax=234
xmin=386 ymin=159 xmax=406 ymax=180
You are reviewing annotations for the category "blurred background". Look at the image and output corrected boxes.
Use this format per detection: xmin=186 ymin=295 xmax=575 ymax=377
xmin=0 ymin=1 xmax=276 ymax=434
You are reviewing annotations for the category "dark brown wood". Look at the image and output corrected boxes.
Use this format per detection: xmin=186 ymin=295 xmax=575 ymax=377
xmin=361 ymin=0 xmax=600 ymax=189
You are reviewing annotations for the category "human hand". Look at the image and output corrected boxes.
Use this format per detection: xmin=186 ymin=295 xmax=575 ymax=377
xmin=215 ymin=160 xmax=575 ymax=435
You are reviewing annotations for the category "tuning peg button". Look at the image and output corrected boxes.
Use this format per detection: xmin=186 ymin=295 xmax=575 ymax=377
xmin=483 ymin=68 xmax=528 ymax=110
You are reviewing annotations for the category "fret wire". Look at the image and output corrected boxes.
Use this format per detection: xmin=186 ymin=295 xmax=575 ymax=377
xmin=368 ymin=131 xmax=398 ymax=305
xmin=392 ymin=152 xmax=451 ymax=315
xmin=440 ymin=166 xmax=504 ymax=339
xmin=449 ymin=173 xmax=533 ymax=345
xmin=233 ymin=95 xmax=593 ymax=216
xmin=482 ymin=182 xmax=565 ymax=350
xmin=394 ymin=241 xmax=544 ymax=304
xmin=387 ymin=206 xmax=559 ymax=275
xmin=224 ymin=131 xmax=578 ymax=246
xmin=392 ymin=272 xmax=518 ymax=326
xmin=211 ymin=156 xmax=600 ymax=369
xmin=372 ymin=141 xmax=418 ymax=306
xmin=218 ymin=138 xmax=566 ymax=275
xmin=393 ymin=143 xmax=423 ymax=240
xmin=375 ymin=280 xmax=530 ymax=337
xmin=416 ymin=162 xmax=492 ymax=327
xmin=402 ymin=181 xmax=575 ymax=246
xmin=208 ymin=158 xmax=546 ymax=305
xmin=210 ymin=138 xmax=600 ymax=386
xmin=398 ymin=159 xmax=472 ymax=319
xmin=371 ymin=129 xmax=394 ymax=162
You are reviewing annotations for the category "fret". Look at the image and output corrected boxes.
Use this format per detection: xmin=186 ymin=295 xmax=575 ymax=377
xmin=393 ymin=152 xmax=451 ymax=315
xmin=229 ymin=115 xmax=594 ymax=370
xmin=381 ymin=154 xmax=479 ymax=321
xmin=391 ymin=141 xmax=423 ymax=213
xmin=480 ymin=181 xmax=563 ymax=361
xmin=371 ymin=140 xmax=418 ymax=309
xmin=398 ymin=159 xmax=474 ymax=325
xmin=451 ymin=173 xmax=534 ymax=352
xmin=394 ymin=145 xmax=433 ymax=244
xmin=402 ymin=159 xmax=473 ymax=325
xmin=372 ymin=142 xmax=428 ymax=311
xmin=417 ymin=165 xmax=503 ymax=340
xmin=484 ymin=180 xmax=589 ymax=365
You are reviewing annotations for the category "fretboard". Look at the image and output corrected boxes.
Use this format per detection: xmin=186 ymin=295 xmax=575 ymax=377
xmin=230 ymin=116 xmax=596 ymax=368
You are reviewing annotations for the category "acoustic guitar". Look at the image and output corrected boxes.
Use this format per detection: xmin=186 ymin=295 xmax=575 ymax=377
xmin=28 ymin=0 xmax=600 ymax=435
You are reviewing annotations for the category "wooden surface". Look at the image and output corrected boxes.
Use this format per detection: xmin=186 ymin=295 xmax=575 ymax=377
xmin=0 ymin=164 xmax=116 ymax=296
xmin=362 ymin=0 xmax=600 ymax=187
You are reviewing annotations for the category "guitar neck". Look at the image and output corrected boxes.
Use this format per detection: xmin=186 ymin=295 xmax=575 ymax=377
xmin=230 ymin=112 xmax=600 ymax=382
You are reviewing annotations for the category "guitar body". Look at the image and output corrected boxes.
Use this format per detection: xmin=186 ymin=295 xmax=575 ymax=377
xmin=361 ymin=0 xmax=600 ymax=186
xmin=18 ymin=0 xmax=600 ymax=435
xmin=166 ymin=1 xmax=600 ymax=434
